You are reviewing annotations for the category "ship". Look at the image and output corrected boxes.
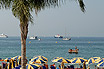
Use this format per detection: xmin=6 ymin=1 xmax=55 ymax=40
xmin=29 ymin=36 xmax=38 ymax=40
xmin=54 ymin=34 xmax=63 ymax=38
xmin=29 ymin=36 xmax=41 ymax=40
xmin=63 ymin=37 xmax=71 ymax=40
xmin=0 ymin=34 xmax=8 ymax=38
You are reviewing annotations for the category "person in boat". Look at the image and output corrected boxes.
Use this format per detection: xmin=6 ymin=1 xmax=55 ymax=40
xmin=69 ymin=49 xmax=72 ymax=52
xmin=75 ymin=47 xmax=79 ymax=51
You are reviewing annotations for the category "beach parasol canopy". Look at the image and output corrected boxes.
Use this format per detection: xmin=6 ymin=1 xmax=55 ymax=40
xmin=12 ymin=56 xmax=21 ymax=61
xmin=4 ymin=57 xmax=12 ymax=62
xmin=30 ymin=56 xmax=48 ymax=64
xmin=93 ymin=57 xmax=102 ymax=61
xmin=26 ymin=64 xmax=40 ymax=69
xmin=0 ymin=58 xmax=4 ymax=61
xmin=86 ymin=57 xmax=95 ymax=65
xmin=95 ymin=59 xmax=104 ymax=64
xmin=33 ymin=56 xmax=48 ymax=61
xmin=52 ymin=57 xmax=71 ymax=63
xmin=71 ymin=57 xmax=87 ymax=63
xmin=97 ymin=61 xmax=104 ymax=67
xmin=83 ymin=61 xmax=87 ymax=69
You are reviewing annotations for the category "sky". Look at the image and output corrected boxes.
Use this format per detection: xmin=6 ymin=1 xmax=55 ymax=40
xmin=0 ymin=0 xmax=104 ymax=37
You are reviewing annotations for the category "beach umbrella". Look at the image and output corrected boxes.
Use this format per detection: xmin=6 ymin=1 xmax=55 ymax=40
xmin=12 ymin=56 xmax=21 ymax=61
xmin=95 ymin=59 xmax=104 ymax=64
xmin=8 ymin=61 xmax=12 ymax=69
xmin=52 ymin=57 xmax=71 ymax=63
xmin=83 ymin=61 xmax=87 ymax=69
xmin=97 ymin=61 xmax=104 ymax=67
xmin=11 ymin=59 xmax=15 ymax=68
xmin=30 ymin=56 xmax=48 ymax=64
xmin=71 ymin=57 xmax=87 ymax=63
xmin=52 ymin=57 xmax=71 ymax=69
xmin=93 ymin=57 xmax=102 ymax=63
xmin=4 ymin=57 xmax=12 ymax=62
xmin=14 ymin=58 xmax=18 ymax=67
xmin=93 ymin=57 xmax=102 ymax=61
xmin=18 ymin=58 xmax=21 ymax=65
xmin=51 ymin=57 xmax=60 ymax=61
xmin=0 ymin=58 xmax=4 ymax=61
xmin=26 ymin=64 xmax=40 ymax=69
xmin=33 ymin=56 xmax=48 ymax=62
xmin=8 ymin=59 xmax=15 ymax=69
xmin=34 ymin=59 xmax=47 ymax=64
xmin=30 ymin=57 xmax=47 ymax=64
xmin=86 ymin=58 xmax=95 ymax=65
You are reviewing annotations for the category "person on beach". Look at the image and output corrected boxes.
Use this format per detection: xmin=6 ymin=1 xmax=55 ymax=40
xmin=53 ymin=63 xmax=56 ymax=67
xmin=95 ymin=65 xmax=96 ymax=69
xmin=50 ymin=63 xmax=56 ymax=69
xmin=87 ymin=65 xmax=90 ymax=69
xmin=29 ymin=59 xmax=31 ymax=64
xmin=56 ymin=65 xmax=61 ymax=69
xmin=42 ymin=64 xmax=46 ymax=69
xmin=44 ymin=63 xmax=48 ymax=69
xmin=79 ymin=63 xmax=83 ymax=68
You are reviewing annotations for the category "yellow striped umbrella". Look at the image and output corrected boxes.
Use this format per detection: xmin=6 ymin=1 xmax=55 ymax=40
xmin=52 ymin=57 xmax=71 ymax=63
xmin=33 ymin=56 xmax=48 ymax=61
xmin=95 ymin=59 xmax=104 ymax=64
xmin=97 ymin=61 xmax=104 ymax=67
xmin=30 ymin=56 xmax=48 ymax=64
xmin=26 ymin=64 xmax=40 ymax=69
xmin=93 ymin=57 xmax=102 ymax=62
xmin=4 ymin=57 xmax=12 ymax=62
xmin=12 ymin=56 xmax=21 ymax=61
xmin=0 ymin=58 xmax=4 ymax=61
xmin=71 ymin=57 xmax=87 ymax=63
xmin=86 ymin=57 xmax=95 ymax=64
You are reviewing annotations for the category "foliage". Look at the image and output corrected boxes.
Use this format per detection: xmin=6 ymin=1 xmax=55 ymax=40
xmin=0 ymin=0 xmax=85 ymax=23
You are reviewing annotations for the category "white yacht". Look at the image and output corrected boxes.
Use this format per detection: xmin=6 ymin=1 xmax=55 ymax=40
xmin=63 ymin=37 xmax=71 ymax=40
xmin=29 ymin=36 xmax=38 ymax=40
xmin=0 ymin=34 xmax=8 ymax=38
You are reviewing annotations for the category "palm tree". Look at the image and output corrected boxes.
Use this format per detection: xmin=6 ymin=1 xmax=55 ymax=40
xmin=0 ymin=0 xmax=85 ymax=69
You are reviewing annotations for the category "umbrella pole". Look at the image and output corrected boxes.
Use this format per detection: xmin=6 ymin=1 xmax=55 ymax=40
xmin=87 ymin=65 xmax=90 ymax=69
xmin=15 ymin=58 xmax=18 ymax=67
xmin=0 ymin=65 xmax=2 ymax=69
xmin=61 ymin=62 xmax=64 ymax=69
xmin=83 ymin=61 xmax=86 ymax=69
xmin=8 ymin=60 xmax=12 ymax=69
xmin=5 ymin=63 xmax=7 ymax=69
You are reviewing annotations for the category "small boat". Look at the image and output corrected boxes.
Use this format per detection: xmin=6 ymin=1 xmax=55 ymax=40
xmin=29 ymin=36 xmax=38 ymax=40
xmin=29 ymin=36 xmax=41 ymax=41
xmin=0 ymin=34 xmax=8 ymax=38
xmin=63 ymin=38 xmax=71 ymax=40
xmin=38 ymin=38 xmax=41 ymax=41
xmin=68 ymin=49 xmax=79 ymax=54
xmin=54 ymin=34 xmax=63 ymax=38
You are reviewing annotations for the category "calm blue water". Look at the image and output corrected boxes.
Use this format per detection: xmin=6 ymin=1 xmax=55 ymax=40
xmin=0 ymin=37 xmax=104 ymax=69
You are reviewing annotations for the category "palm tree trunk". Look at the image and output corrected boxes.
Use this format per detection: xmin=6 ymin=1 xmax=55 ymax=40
xmin=20 ymin=17 xmax=28 ymax=69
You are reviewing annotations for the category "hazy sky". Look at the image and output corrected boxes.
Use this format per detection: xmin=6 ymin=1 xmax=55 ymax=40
xmin=0 ymin=0 xmax=104 ymax=37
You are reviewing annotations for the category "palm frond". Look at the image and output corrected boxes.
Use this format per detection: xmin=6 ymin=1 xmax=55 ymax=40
xmin=78 ymin=0 xmax=85 ymax=12
xmin=12 ymin=0 xmax=33 ymax=23
xmin=0 ymin=0 xmax=86 ymax=23
xmin=0 ymin=0 xmax=13 ymax=9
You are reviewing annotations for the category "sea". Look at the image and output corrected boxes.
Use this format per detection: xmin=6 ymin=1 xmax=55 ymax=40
xmin=0 ymin=37 xmax=104 ymax=69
